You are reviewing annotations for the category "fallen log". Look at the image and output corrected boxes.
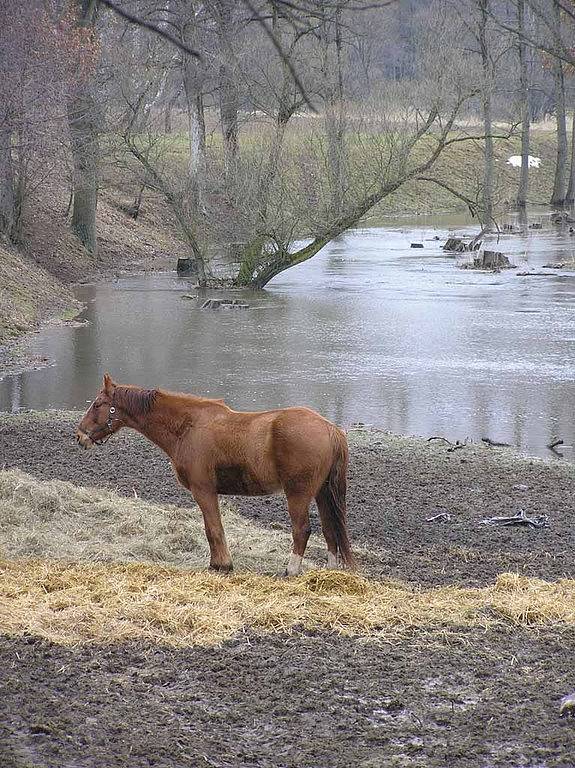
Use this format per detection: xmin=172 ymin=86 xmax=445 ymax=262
xmin=481 ymin=437 xmax=511 ymax=448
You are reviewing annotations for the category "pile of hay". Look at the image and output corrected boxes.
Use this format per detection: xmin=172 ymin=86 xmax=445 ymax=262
xmin=0 ymin=469 xmax=325 ymax=572
xmin=2 ymin=469 xmax=575 ymax=647
xmin=1 ymin=559 xmax=574 ymax=647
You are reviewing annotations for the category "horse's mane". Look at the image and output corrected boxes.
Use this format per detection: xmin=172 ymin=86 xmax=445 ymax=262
xmin=114 ymin=386 xmax=157 ymax=418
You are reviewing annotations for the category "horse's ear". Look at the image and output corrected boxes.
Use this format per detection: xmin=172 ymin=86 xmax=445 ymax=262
xmin=102 ymin=372 xmax=116 ymax=395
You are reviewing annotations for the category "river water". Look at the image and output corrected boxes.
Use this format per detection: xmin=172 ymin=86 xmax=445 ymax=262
xmin=2 ymin=218 xmax=575 ymax=458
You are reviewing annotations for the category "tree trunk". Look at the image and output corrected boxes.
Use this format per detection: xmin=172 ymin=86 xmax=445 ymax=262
xmin=0 ymin=121 xmax=15 ymax=239
xmin=550 ymin=0 xmax=567 ymax=208
xmin=67 ymin=0 xmax=99 ymax=255
xmin=566 ymin=109 xmax=575 ymax=208
xmin=479 ymin=0 xmax=494 ymax=230
xmin=181 ymin=14 xmax=205 ymax=216
xmin=216 ymin=0 xmax=239 ymax=189
xmin=516 ymin=0 xmax=530 ymax=209
xmin=320 ymin=1 xmax=346 ymax=219
xmin=163 ymin=87 xmax=180 ymax=134
xmin=68 ymin=92 xmax=99 ymax=253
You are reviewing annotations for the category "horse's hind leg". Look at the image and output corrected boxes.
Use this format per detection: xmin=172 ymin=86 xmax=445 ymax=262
xmin=315 ymin=489 xmax=339 ymax=569
xmin=285 ymin=493 xmax=312 ymax=577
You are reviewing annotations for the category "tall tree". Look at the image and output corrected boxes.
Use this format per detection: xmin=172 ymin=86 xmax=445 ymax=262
xmin=180 ymin=2 xmax=206 ymax=214
xmin=550 ymin=0 xmax=567 ymax=207
xmin=566 ymin=104 xmax=575 ymax=207
xmin=478 ymin=0 xmax=494 ymax=229
xmin=320 ymin=0 xmax=346 ymax=219
xmin=214 ymin=0 xmax=240 ymax=190
xmin=67 ymin=0 xmax=99 ymax=254
xmin=516 ymin=0 xmax=531 ymax=208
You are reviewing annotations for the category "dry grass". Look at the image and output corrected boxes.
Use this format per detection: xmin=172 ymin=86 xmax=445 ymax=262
xmin=0 ymin=244 xmax=79 ymax=342
xmin=0 ymin=469 xmax=325 ymax=572
xmin=1 ymin=559 xmax=574 ymax=647
xmin=2 ymin=469 xmax=575 ymax=648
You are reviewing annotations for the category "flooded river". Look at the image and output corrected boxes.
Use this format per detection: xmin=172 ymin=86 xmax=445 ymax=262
xmin=2 ymin=218 xmax=575 ymax=458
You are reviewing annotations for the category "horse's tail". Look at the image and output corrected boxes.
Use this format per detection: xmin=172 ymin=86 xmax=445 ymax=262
xmin=317 ymin=428 xmax=356 ymax=569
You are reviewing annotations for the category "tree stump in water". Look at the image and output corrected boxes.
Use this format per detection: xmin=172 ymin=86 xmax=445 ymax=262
xmin=460 ymin=250 xmax=513 ymax=271
xmin=481 ymin=250 xmax=512 ymax=269
xmin=443 ymin=238 xmax=467 ymax=252
xmin=443 ymin=238 xmax=481 ymax=253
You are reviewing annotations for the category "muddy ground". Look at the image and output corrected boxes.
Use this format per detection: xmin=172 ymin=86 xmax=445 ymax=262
xmin=2 ymin=411 xmax=575 ymax=767
xmin=1 ymin=412 xmax=574 ymax=586
xmin=1 ymin=629 xmax=574 ymax=768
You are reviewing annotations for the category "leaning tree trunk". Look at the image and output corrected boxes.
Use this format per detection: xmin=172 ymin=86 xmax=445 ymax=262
xmin=479 ymin=0 xmax=494 ymax=231
xmin=67 ymin=0 xmax=99 ymax=255
xmin=0 ymin=121 xmax=15 ymax=239
xmin=235 ymin=112 xmax=290 ymax=286
xmin=550 ymin=0 xmax=567 ymax=208
xmin=236 ymin=14 xmax=297 ymax=286
xmin=516 ymin=0 xmax=530 ymax=209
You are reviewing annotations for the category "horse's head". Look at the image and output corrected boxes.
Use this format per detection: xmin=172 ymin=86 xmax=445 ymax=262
xmin=76 ymin=373 xmax=123 ymax=449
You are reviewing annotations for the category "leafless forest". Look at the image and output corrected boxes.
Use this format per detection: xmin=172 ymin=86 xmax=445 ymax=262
xmin=1 ymin=0 xmax=574 ymax=288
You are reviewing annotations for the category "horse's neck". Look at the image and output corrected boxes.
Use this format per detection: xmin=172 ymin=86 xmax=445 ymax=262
xmin=127 ymin=391 xmax=205 ymax=457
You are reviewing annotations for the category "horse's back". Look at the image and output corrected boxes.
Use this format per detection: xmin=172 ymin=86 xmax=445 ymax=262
xmin=183 ymin=402 xmax=345 ymax=497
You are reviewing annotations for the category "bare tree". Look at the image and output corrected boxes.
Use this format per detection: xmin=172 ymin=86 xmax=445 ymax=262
xmin=213 ymin=0 xmax=241 ymax=189
xmin=67 ymin=0 xmax=100 ymax=255
xmin=550 ymin=0 xmax=568 ymax=206
xmin=516 ymin=0 xmax=531 ymax=208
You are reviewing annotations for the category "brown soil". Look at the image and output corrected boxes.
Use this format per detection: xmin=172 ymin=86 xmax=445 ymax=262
xmin=1 ymin=629 xmax=574 ymax=768
xmin=1 ymin=413 xmax=574 ymax=587
xmin=2 ymin=412 xmax=575 ymax=766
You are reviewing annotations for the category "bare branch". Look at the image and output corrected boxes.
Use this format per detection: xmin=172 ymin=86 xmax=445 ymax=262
xmin=98 ymin=0 xmax=202 ymax=59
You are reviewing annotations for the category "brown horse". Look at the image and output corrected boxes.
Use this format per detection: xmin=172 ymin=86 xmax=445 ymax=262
xmin=76 ymin=374 xmax=355 ymax=575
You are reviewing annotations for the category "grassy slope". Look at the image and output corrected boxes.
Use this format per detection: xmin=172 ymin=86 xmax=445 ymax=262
xmin=379 ymin=130 xmax=557 ymax=216
xmin=0 ymin=243 xmax=79 ymax=343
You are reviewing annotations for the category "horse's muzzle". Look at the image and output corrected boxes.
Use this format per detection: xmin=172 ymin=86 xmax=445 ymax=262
xmin=76 ymin=429 xmax=94 ymax=450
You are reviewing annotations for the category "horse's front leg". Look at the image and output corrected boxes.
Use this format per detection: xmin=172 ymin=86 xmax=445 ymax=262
xmin=191 ymin=486 xmax=233 ymax=573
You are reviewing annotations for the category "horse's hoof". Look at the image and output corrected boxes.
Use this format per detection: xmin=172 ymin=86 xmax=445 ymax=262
xmin=285 ymin=553 xmax=303 ymax=577
xmin=209 ymin=562 xmax=233 ymax=574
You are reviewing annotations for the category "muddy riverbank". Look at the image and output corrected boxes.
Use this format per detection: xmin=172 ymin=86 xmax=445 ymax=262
xmin=1 ymin=411 xmax=574 ymax=586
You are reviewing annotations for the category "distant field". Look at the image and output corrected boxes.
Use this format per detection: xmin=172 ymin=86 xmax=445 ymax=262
xmin=127 ymin=116 xmax=560 ymax=220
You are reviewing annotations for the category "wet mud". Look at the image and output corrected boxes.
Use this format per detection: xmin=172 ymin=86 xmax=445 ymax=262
xmin=1 ymin=629 xmax=574 ymax=768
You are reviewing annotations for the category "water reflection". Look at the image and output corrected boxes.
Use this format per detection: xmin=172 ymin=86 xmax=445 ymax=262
xmin=1 ymin=221 xmax=575 ymax=458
